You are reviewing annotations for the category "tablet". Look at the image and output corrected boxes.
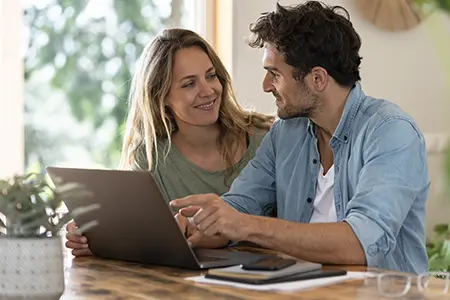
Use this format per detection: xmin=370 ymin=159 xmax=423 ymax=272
xmin=205 ymin=268 xmax=347 ymax=285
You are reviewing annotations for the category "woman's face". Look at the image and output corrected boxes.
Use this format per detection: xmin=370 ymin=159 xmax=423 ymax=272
xmin=166 ymin=46 xmax=223 ymax=128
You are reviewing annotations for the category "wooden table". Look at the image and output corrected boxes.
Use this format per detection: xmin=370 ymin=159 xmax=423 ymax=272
xmin=58 ymin=247 xmax=446 ymax=300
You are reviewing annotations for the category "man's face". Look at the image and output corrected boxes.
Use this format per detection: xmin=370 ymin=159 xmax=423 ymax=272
xmin=262 ymin=44 xmax=319 ymax=119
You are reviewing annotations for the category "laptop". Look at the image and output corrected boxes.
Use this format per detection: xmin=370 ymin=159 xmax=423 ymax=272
xmin=46 ymin=167 xmax=273 ymax=270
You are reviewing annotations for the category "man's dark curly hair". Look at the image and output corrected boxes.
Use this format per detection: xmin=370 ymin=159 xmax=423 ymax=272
xmin=248 ymin=1 xmax=362 ymax=87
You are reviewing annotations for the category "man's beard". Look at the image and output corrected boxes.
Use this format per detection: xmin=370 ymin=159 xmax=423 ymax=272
xmin=277 ymin=104 xmax=316 ymax=119
xmin=275 ymin=85 xmax=319 ymax=120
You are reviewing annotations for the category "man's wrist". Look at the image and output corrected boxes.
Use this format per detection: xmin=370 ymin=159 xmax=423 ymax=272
xmin=237 ymin=213 xmax=262 ymax=242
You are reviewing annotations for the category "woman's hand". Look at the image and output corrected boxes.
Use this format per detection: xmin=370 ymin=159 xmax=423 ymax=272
xmin=65 ymin=221 xmax=93 ymax=257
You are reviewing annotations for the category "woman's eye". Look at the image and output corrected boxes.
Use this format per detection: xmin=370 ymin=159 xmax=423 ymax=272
xmin=182 ymin=81 xmax=194 ymax=88
xmin=207 ymin=73 xmax=217 ymax=79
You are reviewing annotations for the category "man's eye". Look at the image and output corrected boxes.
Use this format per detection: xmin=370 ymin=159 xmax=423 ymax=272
xmin=270 ymin=71 xmax=279 ymax=78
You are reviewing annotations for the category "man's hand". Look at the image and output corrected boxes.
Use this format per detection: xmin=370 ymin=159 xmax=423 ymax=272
xmin=174 ymin=210 xmax=204 ymax=247
xmin=171 ymin=195 xmax=365 ymax=265
xmin=170 ymin=194 xmax=250 ymax=242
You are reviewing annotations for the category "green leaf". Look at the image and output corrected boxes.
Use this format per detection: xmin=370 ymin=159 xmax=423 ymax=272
xmin=434 ymin=224 xmax=449 ymax=235
xmin=441 ymin=240 xmax=450 ymax=265
xmin=437 ymin=0 xmax=450 ymax=12
xmin=69 ymin=203 xmax=101 ymax=218
xmin=0 ymin=180 xmax=10 ymax=191
xmin=54 ymin=203 xmax=100 ymax=233
xmin=14 ymin=215 xmax=48 ymax=235
xmin=15 ymin=206 xmax=45 ymax=221
xmin=0 ymin=170 xmax=99 ymax=237
xmin=429 ymin=256 xmax=447 ymax=271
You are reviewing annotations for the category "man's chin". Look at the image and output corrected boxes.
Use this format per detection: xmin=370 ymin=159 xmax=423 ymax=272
xmin=277 ymin=108 xmax=306 ymax=120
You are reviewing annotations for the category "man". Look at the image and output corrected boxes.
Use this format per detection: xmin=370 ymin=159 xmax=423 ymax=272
xmin=170 ymin=1 xmax=430 ymax=274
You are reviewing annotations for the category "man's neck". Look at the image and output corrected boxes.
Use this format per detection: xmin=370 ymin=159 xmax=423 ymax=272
xmin=311 ymin=86 xmax=352 ymax=138
xmin=172 ymin=122 xmax=221 ymax=153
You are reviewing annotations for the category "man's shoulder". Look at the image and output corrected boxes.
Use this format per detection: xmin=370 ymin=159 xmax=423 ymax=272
xmin=357 ymin=95 xmax=420 ymax=133
xmin=360 ymin=96 xmax=413 ymax=123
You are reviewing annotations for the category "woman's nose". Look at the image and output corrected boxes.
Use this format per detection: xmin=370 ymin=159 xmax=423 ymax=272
xmin=198 ymin=80 xmax=214 ymax=97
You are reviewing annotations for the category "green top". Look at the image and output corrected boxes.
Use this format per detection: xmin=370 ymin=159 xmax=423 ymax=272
xmin=133 ymin=130 xmax=267 ymax=203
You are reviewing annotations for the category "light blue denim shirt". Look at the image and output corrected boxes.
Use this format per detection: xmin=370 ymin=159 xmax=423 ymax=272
xmin=223 ymin=83 xmax=430 ymax=274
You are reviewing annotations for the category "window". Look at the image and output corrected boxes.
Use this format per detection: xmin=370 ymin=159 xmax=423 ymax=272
xmin=17 ymin=0 xmax=208 ymax=174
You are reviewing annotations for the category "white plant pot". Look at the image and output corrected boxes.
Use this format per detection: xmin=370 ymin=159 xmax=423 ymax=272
xmin=0 ymin=237 xmax=65 ymax=300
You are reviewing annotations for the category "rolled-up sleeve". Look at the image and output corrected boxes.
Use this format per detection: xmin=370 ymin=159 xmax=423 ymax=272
xmin=222 ymin=122 xmax=278 ymax=216
xmin=344 ymin=118 xmax=429 ymax=268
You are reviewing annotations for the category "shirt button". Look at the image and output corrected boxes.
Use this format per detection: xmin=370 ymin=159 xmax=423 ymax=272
xmin=307 ymin=198 xmax=312 ymax=203
xmin=335 ymin=166 xmax=339 ymax=172
xmin=367 ymin=244 xmax=379 ymax=257
xmin=312 ymin=159 xmax=317 ymax=164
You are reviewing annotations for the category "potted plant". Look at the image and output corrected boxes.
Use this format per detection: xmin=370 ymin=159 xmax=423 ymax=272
xmin=0 ymin=172 xmax=99 ymax=300
xmin=410 ymin=0 xmax=450 ymax=272
xmin=426 ymin=150 xmax=450 ymax=271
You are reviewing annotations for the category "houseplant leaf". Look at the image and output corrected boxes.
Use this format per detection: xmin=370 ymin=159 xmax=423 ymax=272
xmin=434 ymin=224 xmax=449 ymax=235
xmin=441 ymin=240 xmax=450 ymax=266
xmin=0 ymin=172 xmax=99 ymax=238
xmin=53 ymin=203 xmax=100 ymax=234
xmin=429 ymin=254 xmax=447 ymax=271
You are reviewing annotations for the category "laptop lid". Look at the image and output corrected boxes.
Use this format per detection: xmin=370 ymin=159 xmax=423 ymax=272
xmin=46 ymin=167 xmax=269 ymax=270
xmin=46 ymin=167 xmax=203 ymax=269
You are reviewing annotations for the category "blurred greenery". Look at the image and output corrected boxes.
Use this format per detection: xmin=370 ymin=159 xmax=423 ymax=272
xmin=413 ymin=0 xmax=450 ymax=272
xmin=427 ymin=223 xmax=450 ymax=272
xmin=23 ymin=0 xmax=184 ymax=170
xmin=446 ymin=148 xmax=450 ymax=183
xmin=0 ymin=172 xmax=98 ymax=237
xmin=413 ymin=0 xmax=450 ymax=13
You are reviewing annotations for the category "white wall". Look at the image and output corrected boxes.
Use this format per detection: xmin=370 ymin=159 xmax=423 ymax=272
xmin=229 ymin=0 xmax=450 ymax=236
xmin=0 ymin=1 xmax=24 ymax=179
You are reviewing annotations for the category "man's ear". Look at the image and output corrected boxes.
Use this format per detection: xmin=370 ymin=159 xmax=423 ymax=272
xmin=310 ymin=66 xmax=329 ymax=92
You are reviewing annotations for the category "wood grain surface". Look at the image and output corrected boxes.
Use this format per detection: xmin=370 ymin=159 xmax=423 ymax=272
xmin=58 ymin=245 xmax=436 ymax=300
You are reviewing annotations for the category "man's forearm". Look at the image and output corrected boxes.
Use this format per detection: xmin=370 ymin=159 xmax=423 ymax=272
xmin=242 ymin=215 xmax=367 ymax=265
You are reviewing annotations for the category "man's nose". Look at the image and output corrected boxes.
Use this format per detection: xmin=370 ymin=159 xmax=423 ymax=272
xmin=262 ymin=73 xmax=274 ymax=93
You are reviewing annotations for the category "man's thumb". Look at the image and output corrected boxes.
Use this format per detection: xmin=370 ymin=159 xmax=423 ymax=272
xmin=187 ymin=231 xmax=202 ymax=248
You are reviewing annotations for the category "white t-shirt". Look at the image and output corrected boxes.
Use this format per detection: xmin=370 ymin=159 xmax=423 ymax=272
xmin=309 ymin=164 xmax=337 ymax=223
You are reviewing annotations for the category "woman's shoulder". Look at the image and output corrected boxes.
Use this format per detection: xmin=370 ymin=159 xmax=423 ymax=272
xmin=131 ymin=139 xmax=171 ymax=171
xmin=247 ymin=127 xmax=269 ymax=149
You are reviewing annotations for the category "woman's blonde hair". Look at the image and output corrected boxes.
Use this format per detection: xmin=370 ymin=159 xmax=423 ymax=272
xmin=119 ymin=28 xmax=274 ymax=173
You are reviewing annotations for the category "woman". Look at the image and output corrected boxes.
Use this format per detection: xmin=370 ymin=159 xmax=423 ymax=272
xmin=65 ymin=28 xmax=274 ymax=256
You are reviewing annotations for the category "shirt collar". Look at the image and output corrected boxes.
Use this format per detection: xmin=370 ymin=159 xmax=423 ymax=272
xmin=333 ymin=82 xmax=364 ymax=143
xmin=307 ymin=82 xmax=364 ymax=143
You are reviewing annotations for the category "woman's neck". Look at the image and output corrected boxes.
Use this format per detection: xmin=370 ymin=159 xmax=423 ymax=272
xmin=171 ymin=121 xmax=248 ymax=173
xmin=172 ymin=122 xmax=221 ymax=153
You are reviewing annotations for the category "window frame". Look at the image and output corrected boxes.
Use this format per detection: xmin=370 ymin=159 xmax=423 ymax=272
xmin=0 ymin=1 xmax=24 ymax=179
